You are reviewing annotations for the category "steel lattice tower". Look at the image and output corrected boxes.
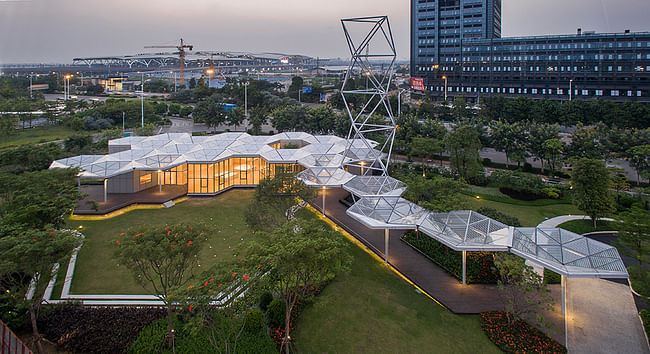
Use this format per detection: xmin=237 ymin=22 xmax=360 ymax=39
xmin=340 ymin=16 xmax=397 ymax=176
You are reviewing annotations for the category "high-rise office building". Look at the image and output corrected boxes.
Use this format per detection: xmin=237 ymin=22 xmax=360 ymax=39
xmin=411 ymin=0 xmax=650 ymax=102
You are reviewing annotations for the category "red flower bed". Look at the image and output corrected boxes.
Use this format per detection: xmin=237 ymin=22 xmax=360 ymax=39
xmin=480 ymin=311 xmax=566 ymax=353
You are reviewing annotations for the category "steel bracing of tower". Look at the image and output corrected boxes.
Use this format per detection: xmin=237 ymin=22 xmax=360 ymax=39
xmin=340 ymin=16 xmax=397 ymax=177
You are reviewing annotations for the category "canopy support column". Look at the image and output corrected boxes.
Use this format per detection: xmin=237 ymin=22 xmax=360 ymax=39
xmin=103 ymin=179 xmax=107 ymax=203
xmin=322 ymin=186 xmax=326 ymax=217
xmin=384 ymin=229 xmax=389 ymax=265
xmin=562 ymin=275 xmax=566 ymax=320
xmin=462 ymin=251 xmax=467 ymax=285
xmin=158 ymin=170 xmax=162 ymax=193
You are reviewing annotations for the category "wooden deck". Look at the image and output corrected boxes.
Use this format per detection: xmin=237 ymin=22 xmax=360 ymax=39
xmin=74 ymin=184 xmax=188 ymax=215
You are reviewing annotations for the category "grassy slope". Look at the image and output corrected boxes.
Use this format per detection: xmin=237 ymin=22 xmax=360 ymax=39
xmin=65 ymin=190 xmax=257 ymax=294
xmin=557 ymin=219 xmax=620 ymax=234
xmin=465 ymin=186 xmax=582 ymax=227
xmin=294 ymin=226 xmax=499 ymax=353
xmin=0 ymin=126 xmax=83 ymax=149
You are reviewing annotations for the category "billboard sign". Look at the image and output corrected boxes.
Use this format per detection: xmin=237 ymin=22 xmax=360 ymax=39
xmin=410 ymin=77 xmax=425 ymax=91
xmin=302 ymin=86 xmax=313 ymax=93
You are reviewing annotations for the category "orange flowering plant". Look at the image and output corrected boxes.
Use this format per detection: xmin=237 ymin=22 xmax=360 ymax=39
xmin=113 ymin=223 xmax=206 ymax=348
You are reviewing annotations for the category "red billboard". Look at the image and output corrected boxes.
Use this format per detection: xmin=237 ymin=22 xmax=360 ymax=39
xmin=410 ymin=77 xmax=425 ymax=91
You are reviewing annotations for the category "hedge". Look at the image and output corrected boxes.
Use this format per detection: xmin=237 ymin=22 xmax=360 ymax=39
xmin=480 ymin=311 xmax=566 ymax=353
xmin=402 ymin=231 xmax=499 ymax=284
xmin=38 ymin=306 xmax=165 ymax=354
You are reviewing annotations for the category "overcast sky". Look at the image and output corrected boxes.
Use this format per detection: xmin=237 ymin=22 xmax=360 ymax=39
xmin=1 ymin=0 xmax=649 ymax=64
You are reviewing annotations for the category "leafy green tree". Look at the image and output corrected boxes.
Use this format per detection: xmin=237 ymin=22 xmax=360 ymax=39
xmin=411 ymin=137 xmax=444 ymax=174
xmin=527 ymin=123 xmax=561 ymax=173
xmin=227 ymin=107 xmax=245 ymax=129
xmin=568 ymin=123 xmax=606 ymax=159
xmin=194 ymin=98 xmax=226 ymax=132
xmin=0 ymin=169 xmax=82 ymax=229
xmin=183 ymin=260 xmax=264 ymax=354
xmin=628 ymin=145 xmax=650 ymax=186
xmin=244 ymin=173 xmax=314 ymax=231
xmin=248 ymin=106 xmax=267 ymax=135
xmin=179 ymin=105 xmax=193 ymax=118
xmin=490 ymin=120 xmax=528 ymax=168
xmin=616 ymin=207 xmax=650 ymax=273
xmin=493 ymin=253 xmax=553 ymax=327
xmin=113 ymin=223 xmax=205 ymax=346
xmin=609 ymin=167 xmax=630 ymax=204
xmin=452 ymin=96 xmax=470 ymax=122
xmin=168 ymin=103 xmax=181 ymax=116
xmin=288 ymin=76 xmax=304 ymax=100
xmin=443 ymin=125 xmax=482 ymax=181
xmin=271 ymin=105 xmax=309 ymax=133
xmin=402 ymin=175 xmax=467 ymax=212
xmin=541 ymin=138 xmax=564 ymax=176
xmin=571 ymin=158 xmax=615 ymax=227
xmin=0 ymin=228 xmax=83 ymax=354
xmin=247 ymin=219 xmax=352 ymax=353
xmin=306 ymin=105 xmax=336 ymax=134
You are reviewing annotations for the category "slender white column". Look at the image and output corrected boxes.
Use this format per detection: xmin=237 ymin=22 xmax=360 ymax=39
xmin=322 ymin=186 xmax=326 ymax=216
xmin=462 ymin=251 xmax=467 ymax=285
xmin=561 ymin=275 xmax=566 ymax=315
xmin=384 ymin=229 xmax=389 ymax=264
xmin=103 ymin=179 xmax=107 ymax=203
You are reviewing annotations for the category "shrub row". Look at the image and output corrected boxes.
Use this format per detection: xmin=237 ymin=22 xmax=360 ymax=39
xmin=402 ymin=231 xmax=499 ymax=284
xmin=38 ymin=306 xmax=165 ymax=354
xmin=480 ymin=311 xmax=566 ymax=353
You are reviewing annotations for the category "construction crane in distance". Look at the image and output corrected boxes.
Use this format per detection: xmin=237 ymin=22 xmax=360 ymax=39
xmin=145 ymin=38 xmax=193 ymax=84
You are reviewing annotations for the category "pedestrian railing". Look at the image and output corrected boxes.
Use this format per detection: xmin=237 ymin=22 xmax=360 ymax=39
xmin=0 ymin=320 xmax=32 ymax=354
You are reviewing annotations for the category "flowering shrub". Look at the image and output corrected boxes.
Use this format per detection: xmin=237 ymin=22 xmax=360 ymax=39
xmin=480 ymin=311 xmax=566 ymax=353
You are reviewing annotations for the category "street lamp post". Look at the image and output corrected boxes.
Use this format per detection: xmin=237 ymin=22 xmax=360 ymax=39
xmin=244 ymin=81 xmax=250 ymax=120
xmin=29 ymin=75 xmax=33 ymax=99
xmin=140 ymin=73 xmax=145 ymax=129
xmin=442 ymin=75 xmax=448 ymax=102
xmin=569 ymin=79 xmax=574 ymax=101
xmin=64 ymin=75 xmax=72 ymax=100
xmin=397 ymin=89 xmax=407 ymax=118
xmin=206 ymin=69 xmax=214 ymax=88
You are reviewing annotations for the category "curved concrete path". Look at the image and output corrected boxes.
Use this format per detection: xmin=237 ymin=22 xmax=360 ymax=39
xmin=540 ymin=215 xmax=648 ymax=353
xmin=537 ymin=215 xmax=616 ymax=229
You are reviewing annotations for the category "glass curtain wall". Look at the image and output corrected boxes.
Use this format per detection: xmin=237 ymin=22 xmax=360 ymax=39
xmin=162 ymin=164 xmax=188 ymax=185
xmin=187 ymin=158 xmax=294 ymax=194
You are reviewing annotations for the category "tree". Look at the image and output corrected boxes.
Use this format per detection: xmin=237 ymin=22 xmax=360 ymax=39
xmin=617 ymin=207 xmax=650 ymax=274
xmin=411 ymin=137 xmax=443 ymax=175
xmin=402 ymin=175 xmax=467 ymax=212
xmin=113 ymin=223 xmax=205 ymax=347
xmin=227 ymin=107 xmax=245 ymax=129
xmin=247 ymin=219 xmax=352 ymax=353
xmin=194 ymin=98 xmax=226 ymax=132
xmin=568 ymin=123 xmax=606 ymax=159
xmin=571 ymin=158 xmax=615 ymax=227
xmin=628 ymin=145 xmax=650 ymax=186
xmin=541 ymin=138 xmax=564 ymax=176
xmin=493 ymin=253 xmax=553 ymax=327
xmin=0 ymin=169 xmax=82 ymax=229
xmin=490 ymin=120 xmax=528 ymax=168
xmin=527 ymin=123 xmax=561 ymax=173
xmin=609 ymin=167 xmax=630 ymax=203
xmin=0 ymin=228 xmax=83 ymax=353
xmin=443 ymin=125 xmax=482 ymax=181
xmin=248 ymin=106 xmax=267 ymax=135
xmin=244 ymin=173 xmax=314 ymax=231
xmin=183 ymin=260 xmax=264 ymax=354
xmin=271 ymin=105 xmax=309 ymax=132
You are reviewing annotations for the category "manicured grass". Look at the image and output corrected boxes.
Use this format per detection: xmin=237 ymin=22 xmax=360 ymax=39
xmin=293 ymin=226 xmax=499 ymax=353
xmin=466 ymin=195 xmax=582 ymax=227
xmin=64 ymin=190 xmax=258 ymax=294
xmin=557 ymin=219 xmax=621 ymax=234
xmin=0 ymin=126 xmax=84 ymax=149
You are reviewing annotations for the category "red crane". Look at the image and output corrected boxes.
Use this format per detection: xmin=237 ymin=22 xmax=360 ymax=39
xmin=145 ymin=38 xmax=193 ymax=84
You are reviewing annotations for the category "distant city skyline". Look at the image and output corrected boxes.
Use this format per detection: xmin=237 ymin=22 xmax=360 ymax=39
xmin=1 ymin=0 xmax=649 ymax=64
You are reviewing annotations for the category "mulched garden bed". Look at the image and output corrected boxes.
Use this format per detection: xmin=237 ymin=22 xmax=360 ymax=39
xmin=480 ymin=311 xmax=566 ymax=353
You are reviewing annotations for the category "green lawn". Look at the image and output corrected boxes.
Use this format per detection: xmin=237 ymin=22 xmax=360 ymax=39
xmin=557 ymin=219 xmax=621 ymax=234
xmin=294 ymin=223 xmax=499 ymax=353
xmin=0 ymin=126 xmax=83 ymax=149
xmin=65 ymin=190 xmax=258 ymax=294
xmin=466 ymin=195 xmax=582 ymax=227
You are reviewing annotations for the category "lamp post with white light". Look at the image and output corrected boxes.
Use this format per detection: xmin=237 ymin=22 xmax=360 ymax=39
xmin=442 ymin=75 xmax=448 ymax=102
xmin=244 ymin=81 xmax=250 ymax=120
xmin=569 ymin=79 xmax=574 ymax=101
xmin=206 ymin=69 xmax=214 ymax=88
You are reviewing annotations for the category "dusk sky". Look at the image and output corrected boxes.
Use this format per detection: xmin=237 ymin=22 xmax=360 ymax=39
xmin=1 ymin=0 xmax=649 ymax=64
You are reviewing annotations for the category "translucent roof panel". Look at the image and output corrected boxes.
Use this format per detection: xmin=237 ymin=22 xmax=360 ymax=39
xmin=296 ymin=167 xmax=355 ymax=187
xmin=418 ymin=210 xmax=511 ymax=251
xmin=511 ymin=228 xmax=628 ymax=278
xmin=343 ymin=175 xmax=406 ymax=197
xmin=298 ymin=154 xmax=347 ymax=168
xmin=346 ymin=196 xmax=428 ymax=230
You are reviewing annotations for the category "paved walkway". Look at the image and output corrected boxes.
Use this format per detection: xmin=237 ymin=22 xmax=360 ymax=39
xmin=567 ymin=278 xmax=649 ymax=354
xmin=537 ymin=215 xmax=616 ymax=228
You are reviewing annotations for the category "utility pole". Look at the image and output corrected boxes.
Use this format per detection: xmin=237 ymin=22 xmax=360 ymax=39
xmin=140 ymin=73 xmax=145 ymax=128
xmin=244 ymin=81 xmax=249 ymax=120
xmin=122 ymin=112 xmax=125 ymax=135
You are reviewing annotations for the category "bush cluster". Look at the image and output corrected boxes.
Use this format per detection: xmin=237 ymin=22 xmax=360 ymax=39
xmin=490 ymin=171 xmax=547 ymax=201
xmin=480 ymin=311 xmax=566 ymax=353
xmin=402 ymin=231 xmax=499 ymax=284
xmin=38 ymin=306 xmax=165 ymax=354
